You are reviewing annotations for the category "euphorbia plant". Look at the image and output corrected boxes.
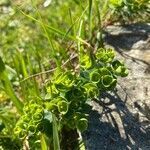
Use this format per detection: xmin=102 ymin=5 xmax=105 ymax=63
xmin=109 ymin=0 xmax=149 ymax=23
xmin=13 ymin=47 xmax=128 ymax=149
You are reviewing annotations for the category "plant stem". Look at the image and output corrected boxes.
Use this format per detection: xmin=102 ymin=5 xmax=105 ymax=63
xmin=52 ymin=114 xmax=60 ymax=150
xmin=41 ymin=133 xmax=48 ymax=150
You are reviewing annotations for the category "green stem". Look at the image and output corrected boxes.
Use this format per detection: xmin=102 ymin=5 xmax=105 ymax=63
xmin=40 ymin=133 xmax=48 ymax=150
xmin=96 ymin=1 xmax=104 ymax=48
xmin=52 ymin=114 xmax=60 ymax=150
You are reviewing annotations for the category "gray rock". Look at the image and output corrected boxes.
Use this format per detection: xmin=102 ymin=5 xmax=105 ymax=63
xmin=83 ymin=23 xmax=150 ymax=150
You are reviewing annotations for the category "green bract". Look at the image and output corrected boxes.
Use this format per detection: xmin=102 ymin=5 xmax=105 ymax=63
xmin=80 ymin=54 xmax=92 ymax=69
xmin=57 ymin=101 xmax=69 ymax=115
xmin=45 ymin=96 xmax=69 ymax=115
xmin=76 ymin=118 xmax=88 ymax=132
xmin=32 ymin=112 xmax=43 ymax=122
xmin=18 ymin=130 xmax=27 ymax=139
xmin=99 ymin=67 xmax=112 ymax=76
xmin=83 ymin=83 xmax=99 ymax=98
xmin=46 ymin=83 xmax=59 ymax=99
xmin=71 ymin=88 xmax=84 ymax=99
xmin=112 ymin=60 xmax=129 ymax=77
xmin=54 ymin=71 xmax=75 ymax=92
xmin=66 ymin=87 xmax=87 ymax=102
xmin=96 ymin=48 xmax=115 ymax=63
xmin=14 ymin=101 xmax=44 ymax=138
xmin=45 ymin=102 xmax=57 ymax=112
xmin=101 ymin=75 xmax=117 ymax=89
xmin=90 ymin=70 xmax=100 ymax=83
xmin=110 ymin=0 xmax=122 ymax=6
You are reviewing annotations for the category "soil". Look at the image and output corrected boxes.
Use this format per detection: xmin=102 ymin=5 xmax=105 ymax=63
xmin=82 ymin=23 xmax=150 ymax=150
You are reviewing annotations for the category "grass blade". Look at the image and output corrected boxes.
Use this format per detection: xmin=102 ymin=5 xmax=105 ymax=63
xmin=0 ymin=57 xmax=23 ymax=114
xmin=19 ymin=9 xmax=74 ymax=40
xmin=41 ymin=134 xmax=48 ymax=150
xmin=52 ymin=114 xmax=60 ymax=150
xmin=89 ymin=0 xmax=93 ymax=38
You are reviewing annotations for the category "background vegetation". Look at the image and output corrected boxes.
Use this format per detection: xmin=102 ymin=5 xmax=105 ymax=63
xmin=0 ymin=0 xmax=149 ymax=149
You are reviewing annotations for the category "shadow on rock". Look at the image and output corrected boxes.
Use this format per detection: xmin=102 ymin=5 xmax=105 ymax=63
xmin=82 ymin=89 xmax=150 ymax=150
xmin=104 ymin=23 xmax=150 ymax=51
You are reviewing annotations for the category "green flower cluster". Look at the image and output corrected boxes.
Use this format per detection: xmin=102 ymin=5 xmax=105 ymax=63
xmin=14 ymin=100 xmax=44 ymax=139
xmin=44 ymin=48 xmax=128 ymax=132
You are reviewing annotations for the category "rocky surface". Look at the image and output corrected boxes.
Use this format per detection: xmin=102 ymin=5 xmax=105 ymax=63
xmin=83 ymin=23 xmax=150 ymax=150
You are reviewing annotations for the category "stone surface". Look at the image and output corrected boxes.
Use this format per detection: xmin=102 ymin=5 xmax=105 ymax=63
xmin=83 ymin=23 xmax=150 ymax=150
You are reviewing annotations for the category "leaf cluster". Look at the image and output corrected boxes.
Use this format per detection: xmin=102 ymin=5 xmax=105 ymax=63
xmin=14 ymin=48 xmax=128 ymax=139
xmin=14 ymin=99 xmax=44 ymax=139
xmin=109 ymin=0 xmax=150 ymax=23
xmin=43 ymin=48 xmax=128 ymax=133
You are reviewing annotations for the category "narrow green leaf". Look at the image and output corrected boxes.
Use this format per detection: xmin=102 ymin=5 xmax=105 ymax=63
xmin=19 ymin=9 xmax=74 ymax=40
xmin=0 ymin=56 xmax=5 ymax=75
xmin=89 ymin=0 xmax=93 ymax=38
xmin=52 ymin=114 xmax=60 ymax=150
xmin=41 ymin=134 xmax=48 ymax=150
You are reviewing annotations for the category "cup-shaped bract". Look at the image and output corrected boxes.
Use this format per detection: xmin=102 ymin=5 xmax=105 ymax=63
xmin=14 ymin=101 xmax=44 ymax=138
xmin=67 ymin=87 xmax=87 ymax=102
xmin=57 ymin=100 xmax=69 ymax=115
xmin=54 ymin=71 xmax=75 ymax=92
xmin=32 ymin=112 xmax=43 ymax=122
xmin=66 ymin=118 xmax=76 ymax=130
xmin=96 ymin=48 xmax=115 ymax=63
xmin=76 ymin=118 xmax=88 ymax=132
xmin=27 ymin=120 xmax=40 ymax=134
xmin=99 ymin=67 xmax=112 ymax=76
xmin=18 ymin=130 xmax=27 ymax=139
xmin=83 ymin=83 xmax=99 ymax=98
xmin=101 ymin=75 xmax=117 ymax=89
xmin=80 ymin=54 xmax=92 ymax=69
xmin=45 ymin=102 xmax=57 ymax=112
xmin=90 ymin=70 xmax=100 ymax=83
xmin=112 ymin=60 xmax=129 ymax=77
xmin=46 ymin=83 xmax=59 ymax=99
